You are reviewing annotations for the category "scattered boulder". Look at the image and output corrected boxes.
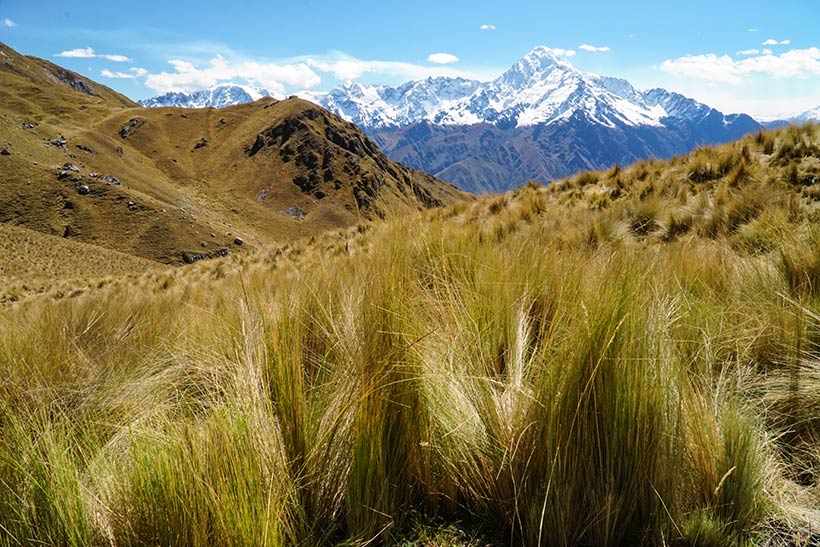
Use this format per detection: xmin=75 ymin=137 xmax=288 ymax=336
xmin=50 ymin=136 xmax=67 ymax=149
xmin=279 ymin=206 xmax=307 ymax=219
xmin=77 ymin=185 xmax=90 ymax=195
xmin=116 ymin=146 xmax=124 ymax=157
xmin=89 ymin=173 xmax=121 ymax=185
xmin=0 ymin=148 xmax=9 ymax=156
xmin=127 ymin=200 xmax=135 ymax=208
xmin=234 ymin=237 xmax=244 ymax=246
xmin=22 ymin=122 xmax=35 ymax=130
xmin=119 ymin=118 xmax=140 ymax=139
xmin=76 ymin=144 xmax=96 ymax=154
xmin=181 ymin=248 xmax=231 ymax=264
xmin=193 ymin=137 xmax=208 ymax=150
xmin=63 ymin=162 xmax=80 ymax=172
xmin=62 ymin=225 xmax=74 ymax=238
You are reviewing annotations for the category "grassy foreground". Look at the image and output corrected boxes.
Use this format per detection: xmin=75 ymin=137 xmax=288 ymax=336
xmin=3 ymin=125 xmax=820 ymax=546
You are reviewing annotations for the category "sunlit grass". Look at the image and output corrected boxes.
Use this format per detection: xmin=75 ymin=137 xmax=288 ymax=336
xmin=2 ymin=124 xmax=820 ymax=546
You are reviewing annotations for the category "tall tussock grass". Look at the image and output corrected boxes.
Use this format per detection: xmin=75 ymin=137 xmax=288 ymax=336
xmin=3 ymin=124 xmax=820 ymax=546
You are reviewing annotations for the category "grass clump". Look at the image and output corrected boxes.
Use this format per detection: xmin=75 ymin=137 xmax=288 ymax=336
xmin=2 ymin=124 xmax=820 ymax=546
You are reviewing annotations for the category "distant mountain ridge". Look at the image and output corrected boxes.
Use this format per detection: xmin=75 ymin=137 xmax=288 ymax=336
xmin=760 ymin=107 xmax=820 ymax=129
xmin=313 ymin=48 xmax=728 ymax=131
xmin=311 ymin=47 xmax=761 ymax=192
xmin=138 ymin=84 xmax=278 ymax=108
xmin=139 ymin=47 xmax=765 ymax=193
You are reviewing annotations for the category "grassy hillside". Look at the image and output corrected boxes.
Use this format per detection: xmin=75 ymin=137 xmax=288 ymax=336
xmin=0 ymin=223 xmax=165 ymax=305
xmin=0 ymin=42 xmax=464 ymax=264
xmin=2 ymin=122 xmax=820 ymax=547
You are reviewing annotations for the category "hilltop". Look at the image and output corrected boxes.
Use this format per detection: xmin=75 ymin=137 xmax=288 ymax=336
xmin=0 ymin=41 xmax=463 ymax=265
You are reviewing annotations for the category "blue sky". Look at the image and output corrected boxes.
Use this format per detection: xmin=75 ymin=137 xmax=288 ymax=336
xmin=0 ymin=0 xmax=818 ymax=117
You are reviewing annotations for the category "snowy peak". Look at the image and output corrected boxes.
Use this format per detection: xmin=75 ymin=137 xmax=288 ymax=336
xmin=139 ymin=84 xmax=277 ymax=108
xmin=497 ymin=46 xmax=578 ymax=88
xmin=317 ymin=76 xmax=483 ymax=129
xmin=312 ymin=45 xmax=738 ymax=132
xmin=641 ymin=88 xmax=712 ymax=121
xmin=793 ymin=106 xmax=820 ymax=123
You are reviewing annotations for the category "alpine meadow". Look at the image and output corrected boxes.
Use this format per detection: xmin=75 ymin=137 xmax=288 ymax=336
xmin=2 ymin=2 xmax=820 ymax=546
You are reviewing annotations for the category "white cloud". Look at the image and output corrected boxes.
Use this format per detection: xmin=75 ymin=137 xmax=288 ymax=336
xmin=305 ymin=54 xmax=496 ymax=83
xmin=101 ymin=67 xmax=148 ymax=80
xmin=737 ymin=49 xmax=760 ymax=56
xmin=579 ymin=44 xmax=611 ymax=53
xmin=428 ymin=52 xmax=459 ymax=64
xmin=550 ymin=48 xmax=576 ymax=58
xmin=142 ymin=55 xmax=321 ymax=94
xmin=101 ymin=69 xmax=132 ymax=79
xmin=762 ymin=48 xmax=773 ymax=55
xmin=479 ymin=24 xmax=496 ymax=31
xmin=748 ymin=28 xmax=758 ymax=33
xmin=763 ymin=38 xmax=790 ymax=46
xmin=56 ymin=47 xmax=96 ymax=59
xmin=660 ymin=53 xmax=743 ymax=84
xmin=3 ymin=18 xmax=17 ymax=28
xmin=660 ymin=47 xmax=820 ymax=84
xmin=55 ymin=47 xmax=130 ymax=62
xmin=101 ymin=54 xmax=131 ymax=62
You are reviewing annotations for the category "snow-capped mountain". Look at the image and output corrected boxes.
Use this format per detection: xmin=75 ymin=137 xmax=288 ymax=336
xmin=314 ymin=77 xmax=482 ymax=130
xmin=791 ymin=106 xmax=820 ymax=123
xmin=311 ymin=46 xmax=762 ymax=193
xmin=139 ymin=84 xmax=277 ymax=108
xmin=757 ymin=106 xmax=819 ymax=129
xmin=312 ymin=47 xmax=732 ymax=131
xmin=137 ymin=47 xmax=764 ymax=193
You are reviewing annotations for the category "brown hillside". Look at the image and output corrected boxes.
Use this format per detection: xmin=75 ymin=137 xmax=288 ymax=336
xmin=0 ymin=42 xmax=465 ymax=264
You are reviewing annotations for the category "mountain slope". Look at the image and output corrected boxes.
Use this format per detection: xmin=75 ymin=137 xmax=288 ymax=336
xmin=0 ymin=41 xmax=464 ymax=265
xmin=311 ymin=46 xmax=762 ymax=192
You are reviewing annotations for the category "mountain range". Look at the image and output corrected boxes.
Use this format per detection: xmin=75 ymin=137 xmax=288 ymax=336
xmin=138 ymin=84 xmax=278 ymax=109
xmin=141 ymin=46 xmax=817 ymax=193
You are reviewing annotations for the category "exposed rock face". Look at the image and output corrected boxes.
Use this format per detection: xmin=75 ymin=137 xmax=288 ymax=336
xmin=243 ymin=102 xmax=458 ymax=216
xmin=181 ymin=248 xmax=231 ymax=264
xmin=45 ymin=66 xmax=98 ymax=96
xmin=119 ymin=119 xmax=142 ymax=139
xmin=279 ymin=206 xmax=306 ymax=219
